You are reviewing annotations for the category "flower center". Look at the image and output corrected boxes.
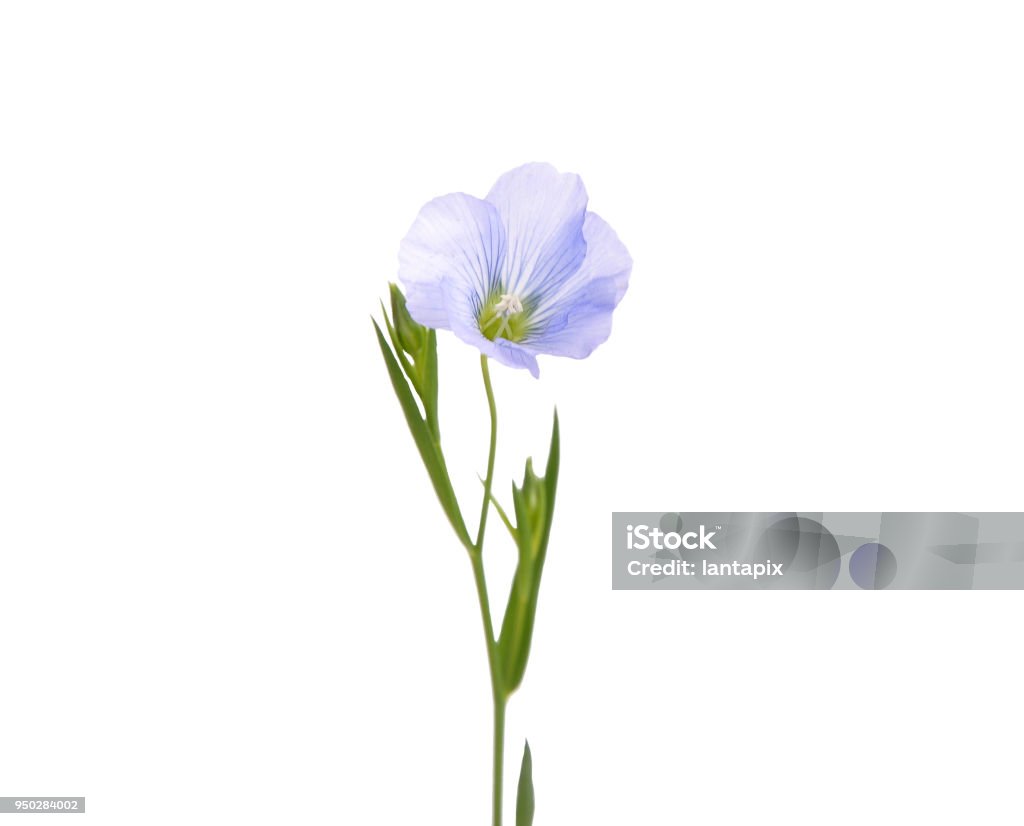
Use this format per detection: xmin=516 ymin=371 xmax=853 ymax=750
xmin=479 ymin=292 xmax=529 ymax=342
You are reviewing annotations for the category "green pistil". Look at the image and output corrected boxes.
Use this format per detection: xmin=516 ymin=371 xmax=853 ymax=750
xmin=478 ymin=293 xmax=530 ymax=343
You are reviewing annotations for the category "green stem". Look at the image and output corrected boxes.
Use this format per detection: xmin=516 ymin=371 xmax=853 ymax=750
xmin=470 ymin=355 xmax=505 ymax=826
xmin=477 ymin=477 xmax=517 ymax=541
xmin=470 ymin=551 xmax=505 ymax=826
xmin=493 ymin=694 xmax=506 ymax=826
xmin=475 ymin=355 xmax=497 ymax=551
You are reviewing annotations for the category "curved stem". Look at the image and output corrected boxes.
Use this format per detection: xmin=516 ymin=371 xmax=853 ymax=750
xmin=475 ymin=355 xmax=497 ymax=551
xmin=470 ymin=355 xmax=505 ymax=826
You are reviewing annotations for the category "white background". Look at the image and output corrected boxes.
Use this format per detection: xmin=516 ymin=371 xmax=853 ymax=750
xmin=1 ymin=2 xmax=1022 ymax=824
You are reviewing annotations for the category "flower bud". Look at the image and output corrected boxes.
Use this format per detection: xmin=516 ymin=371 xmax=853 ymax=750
xmin=389 ymin=282 xmax=426 ymax=356
xmin=517 ymin=459 xmax=547 ymax=556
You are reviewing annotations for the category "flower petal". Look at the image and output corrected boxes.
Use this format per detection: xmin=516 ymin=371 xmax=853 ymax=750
xmin=485 ymin=163 xmax=588 ymax=301
xmin=398 ymin=193 xmax=506 ymax=330
xmin=525 ymin=212 xmax=631 ymax=359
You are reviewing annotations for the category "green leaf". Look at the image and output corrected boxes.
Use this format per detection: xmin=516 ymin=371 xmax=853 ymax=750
xmin=422 ymin=328 xmax=439 ymax=440
xmin=383 ymin=285 xmax=441 ymax=440
xmin=516 ymin=740 xmax=535 ymax=826
xmin=380 ymin=299 xmax=421 ymax=397
xmin=372 ymin=319 xmax=471 ymax=549
xmin=497 ymin=411 xmax=559 ymax=695
xmin=545 ymin=409 xmax=560 ymax=519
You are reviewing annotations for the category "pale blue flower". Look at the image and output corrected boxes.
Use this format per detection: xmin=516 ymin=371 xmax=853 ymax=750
xmin=399 ymin=163 xmax=631 ymax=377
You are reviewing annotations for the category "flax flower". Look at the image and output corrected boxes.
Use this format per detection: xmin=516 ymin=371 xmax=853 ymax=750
xmin=399 ymin=163 xmax=631 ymax=377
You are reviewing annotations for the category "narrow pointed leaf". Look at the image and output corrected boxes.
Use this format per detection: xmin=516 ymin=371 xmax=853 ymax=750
xmin=373 ymin=319 xmax=471 ymax=549
xmin=516 ymin=740 xmax=535 ymax=826
xmin=382 ymin=286 xmax=439 ymax=439
xmin=497 ymin=410 xmax=560 ymax=694
xmin=422 ymin=328 xmax=440 ymax=439
xmin=545 ymin=410 xmax=560 ymax=513
xmin=379 ymin=300 xmax=421 ymax=397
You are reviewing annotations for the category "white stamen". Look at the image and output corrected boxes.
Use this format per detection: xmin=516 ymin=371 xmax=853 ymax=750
xmin=494 ymin=293 xmax=523 ymax=316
